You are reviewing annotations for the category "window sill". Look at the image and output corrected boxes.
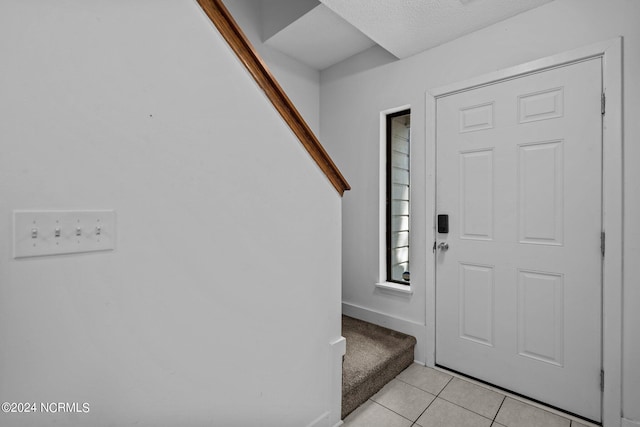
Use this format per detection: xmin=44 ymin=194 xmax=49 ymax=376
xmin=375 ymin=281 xmax=413 ymax=296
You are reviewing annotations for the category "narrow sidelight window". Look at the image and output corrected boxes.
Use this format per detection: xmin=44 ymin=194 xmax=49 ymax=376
xmin=386 ymin=110 xmax=411 ymax=284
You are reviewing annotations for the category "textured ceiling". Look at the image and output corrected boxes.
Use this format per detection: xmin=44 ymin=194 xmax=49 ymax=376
xmin=319 ymin=0 xmax=555 ymax=59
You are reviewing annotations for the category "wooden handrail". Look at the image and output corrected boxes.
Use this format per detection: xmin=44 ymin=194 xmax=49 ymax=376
xmin=196 ymin=0 xmax=351 ymax=196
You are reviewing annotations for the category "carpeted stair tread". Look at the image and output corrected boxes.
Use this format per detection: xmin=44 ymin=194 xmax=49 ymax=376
xmin=341 ymin=315 xmax=416 ymax=419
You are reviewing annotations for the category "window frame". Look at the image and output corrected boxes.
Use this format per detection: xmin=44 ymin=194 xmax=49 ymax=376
xmin=376 ymin=106 xmax=413 ymax=295
xmin=386 ymin=109 xmax=411 ymax=285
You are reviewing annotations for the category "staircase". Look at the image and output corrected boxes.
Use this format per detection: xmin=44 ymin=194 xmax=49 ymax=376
xmin=341 ymin=315 xmax=417 ymax=419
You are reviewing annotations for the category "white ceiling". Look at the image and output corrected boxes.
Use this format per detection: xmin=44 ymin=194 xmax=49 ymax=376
xmin=264 ymin=4 xmax=376 ymax=70
xmin=262 ymin=0 xmax=555 ymax=70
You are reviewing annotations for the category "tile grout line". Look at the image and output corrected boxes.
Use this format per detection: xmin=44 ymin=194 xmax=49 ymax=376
xmin=403 ymin=373 xmax=500 ymax=424
xmin=396 ymin=372 xmax=505 ymax=425
xmin=412 ymin=376 xmax=454 ymax=426
xmin=365 ymin=398 xmax=419 ymax=424
xmin=393 ymin=373 xmax=452 ymax=398
xmin=492 ymin=395 xmax=507 ymax=424
xmin=435 ymin=376 xmax=453 ymax=398
xmin=391 ymin=375 xmax=454 ymax=426
xmin=384 ymin=365 xmax=598 ymax=427
xmin=366 ymin=377 xmax=437 ymax=425
xmin=432 ymin=366 xmax=593 ymax=426
xmin=435 ymin=393 xmax=501 ymax=423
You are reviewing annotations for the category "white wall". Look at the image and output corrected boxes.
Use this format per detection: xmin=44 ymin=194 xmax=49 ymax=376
xmin=261 ymin=0 xmax=319 ymax=40
xmin=0 ymin=1 xmax=342 ymax=426
xmin=225 ymin=0 xmax=322 ymax=136
xmin=320 ymin=0 xmax=639 ymax=423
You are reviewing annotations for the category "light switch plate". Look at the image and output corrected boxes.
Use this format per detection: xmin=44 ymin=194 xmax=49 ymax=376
xmin=13 ymin=210 xmax=116 ymax=258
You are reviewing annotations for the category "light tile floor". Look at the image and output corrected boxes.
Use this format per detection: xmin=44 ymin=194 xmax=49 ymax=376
xmin=343 ymin=363 xmax=599 ymax=427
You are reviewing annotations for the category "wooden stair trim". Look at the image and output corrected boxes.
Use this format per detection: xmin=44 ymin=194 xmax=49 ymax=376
xmin=196 ymin=0 xmax=350 ymax=196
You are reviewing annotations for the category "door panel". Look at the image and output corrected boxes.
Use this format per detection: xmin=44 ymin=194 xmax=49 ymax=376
xmin=435 ymin=58 xmax=602 ymax=421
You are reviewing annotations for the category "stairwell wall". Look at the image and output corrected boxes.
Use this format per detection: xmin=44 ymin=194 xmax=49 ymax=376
xmin=0 ymin=1 xmax=341 ymax=426
xmin=225 ymin=0 xmax=322 ymax=136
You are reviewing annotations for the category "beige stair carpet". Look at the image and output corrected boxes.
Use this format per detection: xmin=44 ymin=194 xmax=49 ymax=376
xmin=341 ymin=315 xmax=417 ymax=419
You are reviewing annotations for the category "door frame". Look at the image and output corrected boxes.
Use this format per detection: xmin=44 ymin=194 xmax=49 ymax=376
xmin=425 ymin=37 xmax=623 ymax=427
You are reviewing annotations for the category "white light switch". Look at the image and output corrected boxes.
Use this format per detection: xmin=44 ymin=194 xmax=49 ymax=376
xmin=13 ymin=210 xmax=116 ymax=258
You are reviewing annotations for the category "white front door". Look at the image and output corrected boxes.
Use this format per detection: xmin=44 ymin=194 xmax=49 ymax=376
xmin=435 ymin=58 xmax=603 ymax=421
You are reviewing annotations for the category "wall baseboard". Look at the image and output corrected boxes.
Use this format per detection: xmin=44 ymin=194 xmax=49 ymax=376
xmin=330 ymin=336 xmax=346 ymax=357
xmin=623 ymin=418 xmax=640 ymax=427
xmin=329 ymin=336 xmax=346 ymax=427
xmin=342 ymin=302 xmax=427 ymax=364
xmin=307 ymin=411 xmax=330 ymax=427
xmin=308 ymin=337 xmax=346 ymax=427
